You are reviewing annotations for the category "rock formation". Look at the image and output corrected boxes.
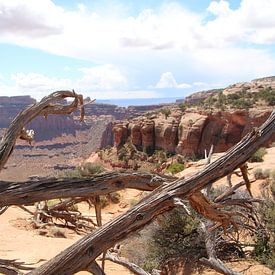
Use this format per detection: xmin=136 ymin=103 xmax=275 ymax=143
xmin=112 ymin=109 xmax=275 ymax=157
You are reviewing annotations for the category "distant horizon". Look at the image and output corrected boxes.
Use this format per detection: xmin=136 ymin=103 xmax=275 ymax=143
xmin=0 ymin=94 xmax=184 ymax=107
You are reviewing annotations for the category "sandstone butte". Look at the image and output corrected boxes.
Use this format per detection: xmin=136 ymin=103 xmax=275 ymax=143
xmin=112 ymin=109 xmax=275 ymax=157
xmin=112 ymin=76 xmax=275 ymax=157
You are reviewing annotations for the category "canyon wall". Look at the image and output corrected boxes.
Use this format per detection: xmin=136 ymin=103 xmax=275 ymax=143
xmin=112 ymin=109 xmax=275 ymax=157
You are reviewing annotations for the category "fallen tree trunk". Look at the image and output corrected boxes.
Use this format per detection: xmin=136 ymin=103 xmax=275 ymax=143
xmin=0 ymin=172 xmax=174 ymax=207
xmin=29 ymin=111 xmax=274 ymax=275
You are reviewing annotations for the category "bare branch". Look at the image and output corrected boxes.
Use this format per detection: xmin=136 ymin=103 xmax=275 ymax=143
xmin=105 ymin=252 xmax=150 ymax=275
xmin=0 ymin=172 xmax=174 ymax=207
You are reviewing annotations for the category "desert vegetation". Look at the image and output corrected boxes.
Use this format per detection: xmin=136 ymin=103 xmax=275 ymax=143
xmin=195 ymin=88 xmax=275 ymax=110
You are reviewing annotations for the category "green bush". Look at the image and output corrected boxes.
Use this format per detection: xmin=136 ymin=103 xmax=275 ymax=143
xmin=78 ymin=162 xmax=105 ymax=176
xmin=253 ymin=192 xmax=275 ymax=269
xmin=250 ymin=148 xmax=267 ymax=162
xmin=160 ymin=108 xmax=171 ymax=119
xmin=60 ymin=162 xmax=105 ymax=178
xmin=166 ymin=162 xmax=185 ymax=174
xmin=130 ymin=198 xmax=139 ymax=207
xmin=143 ymin=209 xmax=203 ymax=272
xmin=109 ymin=192 xmax=121 ymax=204
xmin=254 ymin=168 xmax=264 ymax=180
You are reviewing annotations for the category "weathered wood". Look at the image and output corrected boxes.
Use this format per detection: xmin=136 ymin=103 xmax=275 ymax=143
xmin=199 ymin=222 xmax=240 ymax=275
xmin=0 ymin=172 xmax=174 ymax=207
xmin=86 ymin=262 xmax=106 ymax=275
xmin=105 ymin=252 xmax=150 ymax=275
xmin=29 ymin=111 xmax=274 ymax=275
xmin=199 ymin=223 xmax=240 ymax=275
xmin=0 ymin=91 xmax=84 ymax=172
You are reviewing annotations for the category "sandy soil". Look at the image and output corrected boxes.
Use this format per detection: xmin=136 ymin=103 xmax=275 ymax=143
xmin=178 ymin=146 xmax=275 ymax=197
xmin=0 ymin=195 xmax=136 ymax=275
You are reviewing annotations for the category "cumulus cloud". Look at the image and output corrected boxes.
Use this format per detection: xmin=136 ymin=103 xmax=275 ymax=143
xmin=207 ymin=0 xmax=232 ymax=16
xmin=0 ymin=0 xmax=63 ymax=37
xmin=155 ymin=72 xmax=191 ymax=89
xmin=0 ymin=65 xmax=159 ymax=99
xmin=77 ymin=64 xmax=128 ymax=90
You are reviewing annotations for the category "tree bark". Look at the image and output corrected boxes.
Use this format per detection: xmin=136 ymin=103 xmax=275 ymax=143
xmin=0 ymin=172 xmax=174 ymax=207
xmin=105 ymin=252 xmax=150 ymax=275
xmin=28 ymin=111 xmax=274 ymax=275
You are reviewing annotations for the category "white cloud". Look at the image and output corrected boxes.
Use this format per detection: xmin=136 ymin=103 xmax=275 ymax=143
xmin=77 ymin=64 xmax=128 ymax=90
xmin=11 ymin=73 xmax=70 ymax=90
xmin=205 ymin=0 xmax=275 ymax=45
xmin=1 ymin=0 xmax=275 ymax=51
xmin=207 ymin=1 xmax=232 ymax=17
xmin=0 ymin=0 xmax=63 ymax=37
xmin=155 ymin=72 xmax=191 ymax=89
xmin=0 ymin=65 xmax=158 ymax=100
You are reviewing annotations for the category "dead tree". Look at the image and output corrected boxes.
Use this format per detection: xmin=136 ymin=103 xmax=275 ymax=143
xmin=0 ymin=90 xmax=84 ymax=171
xmin=0 ymin=91 xmax=274 ymax=274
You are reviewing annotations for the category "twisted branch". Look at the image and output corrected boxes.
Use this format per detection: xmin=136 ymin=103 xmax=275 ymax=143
xmin=0 ymin=90 xmax=84 ymax=171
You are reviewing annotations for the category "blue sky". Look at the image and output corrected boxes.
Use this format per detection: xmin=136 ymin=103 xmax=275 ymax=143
xmin=0 ymin=0 xmax=275 ymax=100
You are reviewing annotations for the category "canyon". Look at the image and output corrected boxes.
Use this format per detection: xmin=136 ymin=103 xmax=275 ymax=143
xmin=1 ymin=76 xmax=274 ymax=180
xmin=0 ymin=96 xmax=164 ymax=181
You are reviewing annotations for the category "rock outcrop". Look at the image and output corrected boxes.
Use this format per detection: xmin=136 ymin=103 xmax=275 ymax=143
xmin=112 ymin=109 xmax=275 ymax=157
xmin=183 ymin=76 xmax=275 ymax=106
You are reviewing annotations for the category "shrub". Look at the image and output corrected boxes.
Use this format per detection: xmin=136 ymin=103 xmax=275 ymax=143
xmin=254 ymin=168 xmax=270 ymax=180
xmin=109 ymin=192 xmax=121 ymax=204
xmin=143 ymin=209 xmax=203 ymax=272
xmin=78 ymin=162 xmax=105 ymax=176
xmin=250 ymin=148 xmax=267 ymax=162
xmin=50 ymin=227 xmax=66 ymax=238
xmin=178 ymin=103 xmax=188 ymax=112
xmin=160 ymin=108 xmax=171 ymax=119
xmin=166 ymin=162 xmax=185 ymax=174
xmin=130 ymin=198 xmax=139 ymax=207
xmin=99 ymin=196 xmax=109 ymax=208
xmin=263 ymin=169 xmax=271 ymax=179
xmin=254 ymin=168 xmax=263 ymax=180
xmin=60 ymin=162 xmax=105 ymax=178
xmin=253 ymin=186 xmax=275 ymax=269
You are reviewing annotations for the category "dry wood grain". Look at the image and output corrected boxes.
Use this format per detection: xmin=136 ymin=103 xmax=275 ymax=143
xmin=0 ymin=172 xmax=174 ymax=207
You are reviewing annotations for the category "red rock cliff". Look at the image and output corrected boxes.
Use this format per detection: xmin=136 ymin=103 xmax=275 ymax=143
xmin=112 ymin=109 xmax=274 ymax=156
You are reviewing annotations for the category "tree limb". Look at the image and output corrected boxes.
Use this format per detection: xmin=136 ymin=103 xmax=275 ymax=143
xmin=0 ymin=172 xmax=174 ymax=207
xmin=105 ymin=252 xmax=150 ymax=275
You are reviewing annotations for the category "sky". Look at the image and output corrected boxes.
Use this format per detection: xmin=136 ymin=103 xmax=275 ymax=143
xmin=0 ymin=0 xmax=275 ymax=100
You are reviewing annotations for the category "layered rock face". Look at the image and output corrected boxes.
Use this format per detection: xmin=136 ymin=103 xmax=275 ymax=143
xmin=112 ymin=109 xmax=274 ymax=156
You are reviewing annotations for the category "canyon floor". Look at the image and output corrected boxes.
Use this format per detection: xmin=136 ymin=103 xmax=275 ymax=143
xmin=0 ymin=147 xmax=274 ymax=274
